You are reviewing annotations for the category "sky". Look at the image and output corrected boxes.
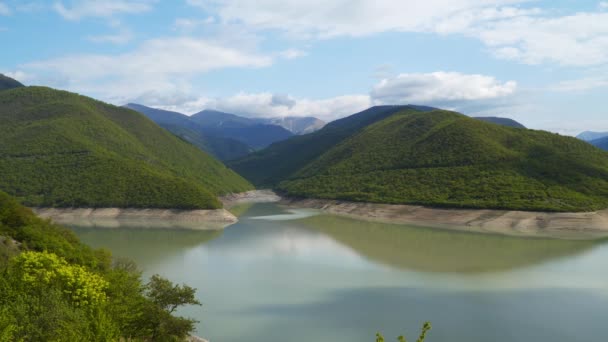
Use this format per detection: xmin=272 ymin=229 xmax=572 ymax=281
xmin=1 ymin=0 xmax=608 ymax=135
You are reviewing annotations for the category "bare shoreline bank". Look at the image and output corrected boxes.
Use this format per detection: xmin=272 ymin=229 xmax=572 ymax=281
xmin=31 ymin=190 xmax=282 ymax=230
xmin=220 ymin=189 xmax=282 ymax=208
xmin=281 ymin=197 xmax=608 ymax=240
xmin=33 ymin=207 xmax=237 ymax=230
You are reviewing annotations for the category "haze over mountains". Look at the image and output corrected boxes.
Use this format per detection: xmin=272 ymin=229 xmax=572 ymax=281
xmin=126 ymin=104 xmax=326 ymax=160
xmin=577 ymin=131 xmax=608 ymax=142
xmin=576 ymin=131 xmax=608 ymax=151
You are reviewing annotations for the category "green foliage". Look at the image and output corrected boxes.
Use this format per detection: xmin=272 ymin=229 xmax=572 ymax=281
xmin=230 ymin=105 xmax=412 ymax=186
xmin=11 ymin=251 xmax=108 ymax=307
xmin=0 ymin=190 xmax=203 ymax=341
xmin=0 ymin=86 xmax=253 ymax=209
xmin=276 ymin=110 xmax=608 ymax=212
xmin=376 ymin=322 xmax=432 ymax=342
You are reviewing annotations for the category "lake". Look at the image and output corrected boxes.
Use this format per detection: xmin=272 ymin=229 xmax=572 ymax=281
xmin=71 ymin=203 xmax=608 ymax=342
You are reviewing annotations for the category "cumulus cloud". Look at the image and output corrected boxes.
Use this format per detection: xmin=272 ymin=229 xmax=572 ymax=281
xmin=371 ymin=72 xmax=517 ymax=107
xmin=279 ymin=49 xmax=307 ymax=60
xmin=270 ymin=94 xmax=296 ymax=109
xmin=156 ymin=93 xmax=372 ymax=121
xmin=15 ymin=37 xmax=272 ymax=104
xmin=54 ymin=0 xmax=155 ymax=20
xmin=173 ymin=17 xmax=215 ymax=32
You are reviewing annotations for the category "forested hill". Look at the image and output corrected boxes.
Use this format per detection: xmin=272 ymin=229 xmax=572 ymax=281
xmin=237 ymin=107 xmax=608 ymax=212
xmin=0 ymin=86 xmax=252 ymax=209
xmin=229 ymin=105 xmax=415 ymax=186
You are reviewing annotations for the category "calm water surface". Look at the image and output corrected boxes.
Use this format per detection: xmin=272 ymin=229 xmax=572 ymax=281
xmin=71 ymin=203 xmax=608 ymax=342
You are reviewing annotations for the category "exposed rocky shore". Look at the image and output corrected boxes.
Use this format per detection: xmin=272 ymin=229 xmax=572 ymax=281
xmin=33 ymin=207 xmax=237 ymax=230
xmin=282 ymin=198 xmax=608 ymax=240
xmin=220 ymin=189 xmax=281 ymax=208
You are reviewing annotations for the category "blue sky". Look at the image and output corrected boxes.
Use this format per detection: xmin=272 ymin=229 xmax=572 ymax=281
xmin=1 ymin=0 xmax=608 ymax=134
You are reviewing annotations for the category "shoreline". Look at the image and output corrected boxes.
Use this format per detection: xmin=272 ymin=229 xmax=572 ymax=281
xmin=220 ymin=189 xmax=282 ymax=208
xmin=281 ymin=197 xmax=608 ymax=240
xmin=33 ymin=207 xmax=237 ymax=230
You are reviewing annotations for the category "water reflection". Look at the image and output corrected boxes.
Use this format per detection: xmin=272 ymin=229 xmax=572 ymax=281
xmin=293 ymin=214 xmax=603 ymax=273
xmin=72 ymin=227 xmax=222 ymax=267
xmin=69 ymin=203 xmax=608 ymax=342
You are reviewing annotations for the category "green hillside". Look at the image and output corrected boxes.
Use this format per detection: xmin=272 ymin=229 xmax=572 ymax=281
xmin=229 ymin=105 xmax=414 ymax=186
xmin=0 ymin=190 xmax=202 ymax=340
xmin=277 ymin=109 xmax=608 ymax=212
xmin=0 ymin=86 xmax=253 ymax=209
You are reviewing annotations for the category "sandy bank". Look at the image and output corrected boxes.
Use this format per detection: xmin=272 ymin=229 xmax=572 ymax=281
xmin=220 ymin=189 xmax=281 ymax=208
xmin=282 ymin=198 xmax=608 ymax=240
xmin=33 ymin=207 xmax=237 ymax=230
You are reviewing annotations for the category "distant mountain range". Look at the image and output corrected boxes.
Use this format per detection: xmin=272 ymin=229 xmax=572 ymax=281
xmin=124 ymin=104 xmax=253 ymax=161
xmin=0 ymin=83 xmax=252 ymax=209
xmin=589 ymin=137 xmax=608 ymax=151
xmin=261 ymin=116 xmax=326 ymax=134
xmin=0 ymin=74 xmax=24 ymax=91
xmin=577 ymin=131 xmax=608 ymax=142
xmin=231 ymin=106 xmax=608 ymax=212
xmin=126 ymin=104 xmax=326 ymax=159
xmin=575 ymin=131 xmax=608 ymax=151
xmin=189 ymin=109 xmax=295 ymax=149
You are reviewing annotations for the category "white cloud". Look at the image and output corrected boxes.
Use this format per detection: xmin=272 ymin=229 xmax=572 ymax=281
xmin=2 ymin=71 xmax=33 ymax=84
xmin=53 ymin=0 xmax=155 ymax=20
xmin=0 ymin=2 xmax=11 ymax=15
xmin=278 ymin=48 xmax=307 ymax=60
xmin=193 ymin=0 xmax=520 ymax=38
xmin=87 ymin=29 xmax=133 ymax=44
xmin=17 ymin=37 xmax=272 ymax=103
xmin=371 ymin=72 xmax=517 ymax=106
xmin=156 ymin=93 xmax=372 ymax=121
xmin=551 ymin=76 xmax=608 ymax=92
xmin=472 ymin=12 xmax=608 ymax=66
xmin=600 ymin=2 xmax=608 ymax=10
xmin=173 ymin=17 xmax=215 ymax=32
xmin=189 ymin=0 xmax=608 ymax=66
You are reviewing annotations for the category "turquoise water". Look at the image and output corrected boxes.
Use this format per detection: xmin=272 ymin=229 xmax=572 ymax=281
xmin=72 ymin=203 xmax=608 ymax=342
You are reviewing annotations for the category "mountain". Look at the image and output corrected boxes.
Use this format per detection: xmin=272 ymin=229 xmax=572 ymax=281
xmin=0 ymin=74 xmax=24 ymax=91
xmin=590 ymin=136 xmax=608 ymax=151
xmin=260 ymin=116 xmax=326 ymax=134
xmin=0 ymin=86 xmax=252 ymax=209
xmin=229 ymin=105 xmax=413 ymax=186
xmin=233 ymin=107 xmax=608 ymax=212
xmin=577 ymin=131 xmax=608 ymax=142
xmin=124 ymin=104 xmax=252 ymax=161
xmin=474 ymin=116 xmax=526 ymax=129
xmin=191 ymin=110 xmax=294 ymax=149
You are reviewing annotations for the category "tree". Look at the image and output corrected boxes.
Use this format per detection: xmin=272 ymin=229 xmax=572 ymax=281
xmin=376 ymin=322 xmax=432 ymax=342
xmin=142 ymin=274 xmax=202 ymax=341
